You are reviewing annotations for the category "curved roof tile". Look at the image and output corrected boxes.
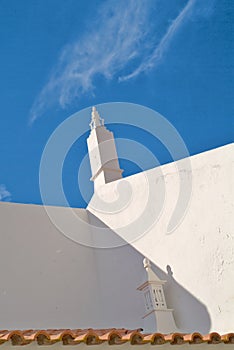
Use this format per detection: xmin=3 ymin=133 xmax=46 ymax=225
xmin=0 ymin=329 xmax=233 ymax=345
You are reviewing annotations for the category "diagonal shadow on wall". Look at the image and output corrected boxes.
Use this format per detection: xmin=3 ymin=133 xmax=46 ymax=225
xmin=87 ymin=211 xmax=211 ymax=333
xmin=144 ymin=261 xmax=211 ymax=333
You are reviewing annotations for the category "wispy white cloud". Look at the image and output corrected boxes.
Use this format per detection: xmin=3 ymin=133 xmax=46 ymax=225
xmin=119 ymin=0 xmax=196 ymax=81
xmin=30 ymin=0 xmax=152 ymax=123
xmin=30 ymin=0 xmax=211 ymax=123
xmin=0 ymin=184 xmax=11 ymax=202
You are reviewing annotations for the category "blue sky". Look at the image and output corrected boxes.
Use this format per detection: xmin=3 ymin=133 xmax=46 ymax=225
xmin=0 ymin=0 xmax=233 ymax=207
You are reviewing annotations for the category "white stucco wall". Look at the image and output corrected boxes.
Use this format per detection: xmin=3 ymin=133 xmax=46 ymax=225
xmin=88 ymin=143 xmax=234 ymax=334
xmin=0 ymin=202 xmax=145 ymax=330
xmin=1 ymin=143 xmax=233 ymax=334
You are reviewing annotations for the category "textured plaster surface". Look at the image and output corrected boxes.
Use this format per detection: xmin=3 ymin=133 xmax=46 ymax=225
xmin=88 ymin=144 xmax=234 ymax=333
xmin=0 ymin=144 xmax=233 ymax=333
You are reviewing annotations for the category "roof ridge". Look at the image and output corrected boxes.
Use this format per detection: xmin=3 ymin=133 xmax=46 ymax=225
xmin=0 ymin=329 xmax=233 ymax=345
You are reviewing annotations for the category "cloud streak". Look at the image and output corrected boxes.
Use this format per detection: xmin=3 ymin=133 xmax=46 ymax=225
xmin=30 ymin=0 xmax=200 ymax=122
xmin=0 ymin=184 xmax=11 ymax=202
xmin=120 ymin=0 xmax=196 ymax=81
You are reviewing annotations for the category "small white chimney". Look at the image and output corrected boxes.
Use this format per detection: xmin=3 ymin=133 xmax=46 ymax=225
xmin=87 ymin=107 xmax=123 ymax=190
xmin=137 ymin=258 xmax=178 ymax=333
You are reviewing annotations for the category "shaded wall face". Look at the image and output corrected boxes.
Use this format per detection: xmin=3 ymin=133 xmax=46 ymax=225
xmin=0 ymin=202 xmax=145 ymax=330
xmin=88 ymin=144 xmax=234 ymax=333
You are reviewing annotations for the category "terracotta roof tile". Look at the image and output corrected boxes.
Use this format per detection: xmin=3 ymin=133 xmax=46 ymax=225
xmin=98 ymin=330 xmax=122 ymax=343
xmin=183 ymin=332 xmax=204 ymax=344
xmin=164 ymin=333 xmax=185 ymax=345
xmin=0 ymin=329 xmax=233 ymax=345
xmin=142 ymin=333 xmax=165 ymax=345
xmin=221 ymin=333 xmax=234 ymax=344
xmin=203 ymin=332 xmax=222 ymax=344
xmin=121 ymin=331 xmax=145 ymax=345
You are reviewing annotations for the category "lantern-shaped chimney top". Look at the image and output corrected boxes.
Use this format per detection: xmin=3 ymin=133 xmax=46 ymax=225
xmin=137 ymin=257 xmax=177 ymax=333
xmin=90 ymin=106 xmax=104 ymax=129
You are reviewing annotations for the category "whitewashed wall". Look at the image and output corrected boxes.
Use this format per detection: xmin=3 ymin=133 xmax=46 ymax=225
xmin=0 ymin=202 xmax=145 ymax=330
xmin=88 ymin=144 xmax=234 ymax=333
